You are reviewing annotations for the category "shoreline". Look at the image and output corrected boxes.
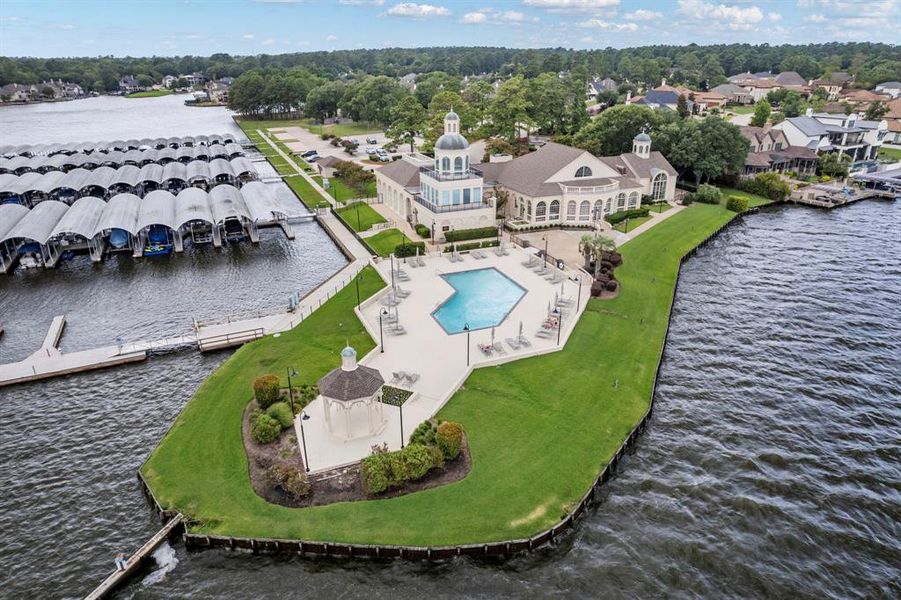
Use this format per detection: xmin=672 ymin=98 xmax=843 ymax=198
xmin=139 ymin=202 xmax=761 ymax=556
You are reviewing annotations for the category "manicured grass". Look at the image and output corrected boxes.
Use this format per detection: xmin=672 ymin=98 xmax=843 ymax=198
xmin=143 ymin=203 xmax=739 ymax=545
xmin=614 ymin=215 xmax=653 ymax=232
xmin=236 ymin=117 xmax=382 ymax=138
xmin=727 ymin=104 xmax=755 ymax=114
xmin=335 ymin=202 xmax=387 ymax=232
xmin=364 ymin=228 xmax=413 ymax=257
xmin=126 ymin=89 xmax=172 ymax=98
xmin=878 ymin=146 xmax=901 ymax=161
xmin=650 ymin=202 xmax=673 ymax=214
xmin=322 ymin=176 xmax=378 ymax=202
xmin=719 ymin=187 xmax=774 ymax=208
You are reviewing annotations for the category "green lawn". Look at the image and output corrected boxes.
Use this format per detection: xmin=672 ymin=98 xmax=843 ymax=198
xmin=236 ymin=117 xmax=382 ymax=138
xmin=727 ymin=104 xmax=755 ymax=114
xmin=143 ymin=203 xmax=739 ymax=545
xmin=650 ymin=202 xmax=673 ymax=214
xmin=878 ymin=146 xmax=901 ymax=161
xmin=322 ymin=176 xmax=378 ymax=202
xmin=614 ymin=215 xmax=653 ymax=233
xmin=719 ymin=187 xmax=774 ymax=208
xmin=126 ymin=89 xmax=172 ymax=98
xmin=335 ymin=202 xmax=387 ymax=232
xmin=364 ymin=228 xmax=413 ymax=257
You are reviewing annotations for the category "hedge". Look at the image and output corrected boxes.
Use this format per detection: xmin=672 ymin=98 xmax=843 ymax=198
xmin=394 ymin=241 xmax=426 ymax=258
xmin=444 ymin=226 xmax=498 ymax=243
xmin=414 ymin=224 xmax=430 ymax=238
xmin=437 ymin=421 xmax=463 ymax=460
xmin=693 ymin=184 xmax=723 ymax=205
xmin=360 ymin=443 xmax=444 ymax=494
xmin=605 ymin=207 xmax=650 ymax=225
xmin=444 ymin=239 xmax=500 ymax=252
xmin=726 ymin=195 xmax=749 ymax=213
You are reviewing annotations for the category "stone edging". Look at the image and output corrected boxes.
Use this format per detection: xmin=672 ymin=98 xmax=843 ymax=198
xmin=140 ymin=208 xmax=758 ymax=560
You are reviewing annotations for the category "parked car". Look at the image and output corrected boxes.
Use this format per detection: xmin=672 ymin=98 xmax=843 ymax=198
xmin=366 ymin=136 xmax=378 ymax=145
xmin=376 ymin=150 xmax=390 ymax=162
xmin=365 ymin=146 xmax=378 ymax=155
xmin=300 ymin=150 xmax=318 ymax=158
xmin=305 ymin=152 xmax=321 ymax=162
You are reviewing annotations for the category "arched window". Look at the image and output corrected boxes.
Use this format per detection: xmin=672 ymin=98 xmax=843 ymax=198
xmin=575 ymin=166 xmax=592 ymax=178
xmin=527 ymin=200 xmax=532 ymax=218
xmin=549 ymin=200 xmax=560 ymax=220
xmin=464 ymin=156 xmax=469 ymax=170
xmin=579 ymin=200 xmax=591 ymax=221
xmin=441 ymin=157 xmax=450 ymax=171
xmin=535 ymin=201 xmax=547 ymax=221
xmin=519 ymin=198 xmax=525 ymax=218
xmin=652 ymin=173 xmax=667 ymax=200
xmin=454 ymin=156 xmax=463 ymax=172
xmin=616 ymin=193 xmax=626 ymax=209
xmin=593 ymin=199 xmax=603 ymax=219
xmin=628 ymin=192 xmax=638 ymax=207
xmin=566 ymin=200 xmax=576 ymax=220
xmin=434 ymin=159 xmax=439 ymax=171
xmin=605 ymin=198 xmax=612 ymax=212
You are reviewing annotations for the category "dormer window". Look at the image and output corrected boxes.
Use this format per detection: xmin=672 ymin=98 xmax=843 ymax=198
xmin=575 ymin=166 xmax=592 ymax=178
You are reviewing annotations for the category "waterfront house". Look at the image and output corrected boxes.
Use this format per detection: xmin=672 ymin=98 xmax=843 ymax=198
xmin=184 ymin=72 xmax=206 ymax=86
xmin=711 ymin=83 xmax=753 ymax=105
xmin=206 ymin=80 xmax=230 ymax=104
xmin=774 ymin=109 xmax=887 ymax=163
xmin=375 ymin=111 xmax=495 ymax=240
xmin=478 ymin=133 xmax=677 ymax=227
xmin=118 ymin=76 xmax=141 ymax=94
xmin=738 ymin=126 xmax=817 ymax=177
xmin=0 ymin=83 xmax=38 ymax=103
xmin=162 ymin=75 xmax=177 ymax=88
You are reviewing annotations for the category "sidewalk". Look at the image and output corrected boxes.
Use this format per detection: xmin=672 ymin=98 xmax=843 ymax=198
xmin=610 ymin=201 xmax=684 ymax=246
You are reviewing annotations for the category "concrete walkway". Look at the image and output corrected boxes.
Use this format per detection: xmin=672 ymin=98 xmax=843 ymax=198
xmin=611 ymin=201 xmax=684 ymax=246
xmin=258 ymin=130 xmax=338 ymax=210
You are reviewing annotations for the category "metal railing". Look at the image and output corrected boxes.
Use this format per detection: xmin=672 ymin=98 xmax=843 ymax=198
xmin=413 ymin=194 xmax=491 ymax=214
xmin=418 ymin=166 xmax=483 ymax=181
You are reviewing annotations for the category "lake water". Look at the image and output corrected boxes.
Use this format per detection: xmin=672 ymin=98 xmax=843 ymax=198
xmin=1 ymin=97 xmax=899 ymax=598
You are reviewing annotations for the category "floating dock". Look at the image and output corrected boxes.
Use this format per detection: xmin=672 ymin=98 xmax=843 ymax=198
xmin=84 ymin=513 xmax=184 ymax=600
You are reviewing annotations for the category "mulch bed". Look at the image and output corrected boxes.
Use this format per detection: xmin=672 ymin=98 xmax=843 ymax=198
xmin=242 ymin=401 xmax=472 ymax=509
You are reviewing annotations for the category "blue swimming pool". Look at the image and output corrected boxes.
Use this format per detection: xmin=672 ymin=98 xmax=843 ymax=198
xmin=432 ymin=268 xmax=526 ymax=334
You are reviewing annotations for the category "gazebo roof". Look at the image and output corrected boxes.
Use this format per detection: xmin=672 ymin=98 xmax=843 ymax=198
xmin=318 ymin=363 xmax=384 ymax=402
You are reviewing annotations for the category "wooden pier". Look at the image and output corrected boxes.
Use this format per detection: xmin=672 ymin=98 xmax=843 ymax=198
xmin=84 ymin=513 xmax=184 ymax=600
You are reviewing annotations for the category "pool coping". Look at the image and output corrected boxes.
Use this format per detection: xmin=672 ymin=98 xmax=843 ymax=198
xmin=430 ymin=267 xmax=528 ymax=335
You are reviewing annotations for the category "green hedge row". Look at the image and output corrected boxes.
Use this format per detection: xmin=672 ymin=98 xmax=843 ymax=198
xmin=605 ymin=207 xmax=650 ymax=225
xmin=444 ymin=226 xmax=498 ymax=243
xmin=444 ymin=239 xmax=500 ymax=252
xmin=414 ymin=224 xmax=430 ymax=238
xmin=726 ymin=195 xmax=749 ymax=213
xmin=394 ymin=241 xmax=427 ymax=258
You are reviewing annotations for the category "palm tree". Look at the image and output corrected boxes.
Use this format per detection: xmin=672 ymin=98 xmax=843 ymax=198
xmin=579 ymin=233 xmax=615 ymax=278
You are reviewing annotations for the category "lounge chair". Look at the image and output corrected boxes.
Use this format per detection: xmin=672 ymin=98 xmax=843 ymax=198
xmin=535 ymin=329 xmax=554 ymax=339
xmin=517 ymin=335 xmax=532 ymax=347
xmin=521 ymin=258 xmax=534 ymax=267
xmin=495 ymin=246 xmax=505 ymax=257
xmin=404 ymin=372 xmax=420 ymax=384
xmin=393 ymin=371 xmax=409 ymax=382
xmin=505 ymin=337 xmax=521 ymax=350
xmin=380 ymin=297 xmax=400 ymax=307
xmin=416 ymin=255 xmax=425 ymax=267
xmin=501 ymin=246 xmax=510 ymax=256
xmin=389 ymin=325 xmax=407 ymax=335
xmin=395 ymin=287 xmax=411 ymax=298
xmin=536 ymin=266 xmax=549 ymax=276
xmin=492 ymin=341 xmax=505 ymax=353
xmin=478 ymin=343 xmax=494 ymax=355
xmin=557 ymin=296 xmax=573 ymax=305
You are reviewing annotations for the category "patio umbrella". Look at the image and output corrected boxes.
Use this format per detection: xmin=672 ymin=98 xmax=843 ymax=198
xmin=519 ymin=321 xmax=523 ymax=339
xmin=554 ymin=291 xmax=559 ymax=305
xmin=491 ymin=327 xmax=495 ymax=347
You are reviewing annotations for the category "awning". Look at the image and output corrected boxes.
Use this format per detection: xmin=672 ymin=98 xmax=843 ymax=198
xmin=1 ymin=200 xmax=69 ymax=244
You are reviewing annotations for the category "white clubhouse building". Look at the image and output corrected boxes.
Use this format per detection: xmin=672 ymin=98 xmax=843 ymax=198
xmin=375 ymin=111 xmax=678 ymax=241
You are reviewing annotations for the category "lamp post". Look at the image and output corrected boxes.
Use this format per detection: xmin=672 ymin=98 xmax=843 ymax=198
xmin=431 ymin=222 xmax=436 ymax=244
xmin=286 ymin=366 xmax=298 ymax=415
xmin=556 ymin=308 xmax=563 ymax=345
xmin=577 ymin=274 xmax=582 ymax=307
xmin=543 ymin=235 xmax=549 ymax=267
xmin=379 ymin=308 xmax=387 ymax=353
xmin=399 ymin=403 xmax=405 ymax=449
xmin=299 ymin=411 xmax=310 ymax=472
xmin=354 ymin=271 xmax=361 ymax=309
xmin=463 ymin=322 xmax=470 ymax=366
xmin=390 ymin=254 xmax=395 ymax=289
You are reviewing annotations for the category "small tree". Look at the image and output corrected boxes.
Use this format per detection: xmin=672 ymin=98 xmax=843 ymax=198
xmin=818 ymin=151 xmax=851 ymax=179
xmin=579 ymin=234 xmax=616 ymax=278
xmin=436 ymin=421 xmax=464 ymax=460
xmin=266 ymin=464 xmax=310 ymax=499
xmin=694 ymin=183 xmax=723 ymax=204
xmin=335 ymin=161 xmax=374 ymax=198
xmin=677 ymin=94 xmax=690 ymax=119
xmin=864 ymin=101 xmax=888 ymax=121
xmin=492 ymin=185 xmax=510 ymax=217
xmin=253 ymin=374 xmax=280 ymax=409
xmin=750 ymin=100 xmax=771 ymax=127
xmin=251 ymin=413 xmax=282 ymax=444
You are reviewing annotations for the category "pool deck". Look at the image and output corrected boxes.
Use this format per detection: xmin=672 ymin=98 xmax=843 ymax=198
xmin=296 ymin=246 xmax=591 ymax=473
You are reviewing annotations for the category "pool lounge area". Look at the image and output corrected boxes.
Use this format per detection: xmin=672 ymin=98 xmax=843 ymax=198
xmin=295 ymin=245 xmax=591 ymax=472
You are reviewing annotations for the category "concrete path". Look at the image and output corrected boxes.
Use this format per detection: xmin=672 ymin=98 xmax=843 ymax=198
xmin=258 ymin=130 xmax=338 ymax=209
xmin=613 ymin=201 xmax=684 ymax=245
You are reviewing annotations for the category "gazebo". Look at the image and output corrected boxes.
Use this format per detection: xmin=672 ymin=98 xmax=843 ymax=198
xmin=317 ymin=346 xmax=386 ymax=440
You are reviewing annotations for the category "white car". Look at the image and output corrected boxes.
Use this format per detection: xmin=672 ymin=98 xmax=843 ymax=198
xmin=376 ymin=150 xmax=390 ymax=162
xmin=366 ymin=136 xmax=378 ymax=145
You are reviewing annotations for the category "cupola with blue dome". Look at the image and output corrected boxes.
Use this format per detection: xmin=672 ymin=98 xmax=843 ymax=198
xmin=632 ymin=131 xmax=651 ymax=158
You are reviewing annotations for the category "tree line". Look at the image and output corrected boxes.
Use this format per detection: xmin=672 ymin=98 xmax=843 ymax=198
xmin=2 ymin=42 xmax=899 ymax=92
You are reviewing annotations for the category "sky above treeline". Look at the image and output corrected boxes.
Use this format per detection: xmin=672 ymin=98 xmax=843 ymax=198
xmin=1 ymin=0 xmax=898 ymax=58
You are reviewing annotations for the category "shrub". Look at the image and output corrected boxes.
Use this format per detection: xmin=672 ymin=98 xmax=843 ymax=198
xmin=694 ymin=184 xmax=722 ymax=204
xmin=266 ymin=402 xmax=294 ymax=429
xmin=427 ymin=445 xmax=445 ymax=469
xmin=602 ymin=250 xmax=622 ymax=266
xmin=266 ymin=464 xmax=310 ymax=499
xmin=682 ymin=193 xmax=694 ymax=205
xmin=253 ymin=374 xmax=280 ymax=409
xmin=401 ymin=444 xmax=434 ymax=480
xmin=640 ymin=194 xmax=654 ymax=205
xmin=394 ymin=241 xmax=426 ymax=258
xmin=360 ymin=452 xmax=393 ymax=494
xmin=605 ymin=207 xmax=650 ymax=225
xmin=737 ymin=172 xmax=790 ymax=201
xmin=590 ymin=280 xmax=606 ymax=297
xmin=409 ymin=421 xmax=437 ymax=447
xmin=414 ymin=223 xmax=430 ymax=238
xmin=726 ymin=195 xmax=749 ymax=213
xmin=436 ymin=421 xmax=464 ymax=460
xmin=443 ymin=226 xmax=498 ymax=243
xmin=320 ymin=133 xmax=330 ymax=140
xmin=251 ymin=413 xmax=282 ymax=444
xmin=605 ymin=279 xmax=619 ymax=292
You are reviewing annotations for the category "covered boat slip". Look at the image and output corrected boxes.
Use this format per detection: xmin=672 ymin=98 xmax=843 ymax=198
xmin=0 ymin=184 xmax=297 ymax=272
xmin=0 ymin=143 xmax=246 ymax=174
xmin=0 ymin=157 xmax=258 ymax=207
xmin=0 ymin=134 xmax=240 ymax=159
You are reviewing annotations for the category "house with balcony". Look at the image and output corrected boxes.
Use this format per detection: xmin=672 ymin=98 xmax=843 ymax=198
xmin=374 ymin=111 xmax=495 ymax=240
xmin=774 ymin=109 xmax=887 ymax=163
xmin=739 ymin=126 xmax=817 ymax=177
xmin=477 ymin=133 xmax=677 ymax=227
